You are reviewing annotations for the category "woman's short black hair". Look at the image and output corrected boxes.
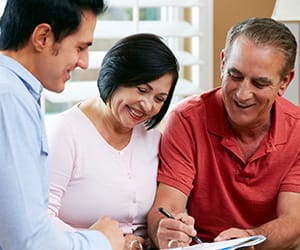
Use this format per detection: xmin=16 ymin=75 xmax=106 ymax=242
xmin=98 ymin=33 xmax=179 ymax=129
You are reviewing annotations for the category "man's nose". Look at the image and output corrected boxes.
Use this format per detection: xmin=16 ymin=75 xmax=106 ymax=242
xmin=77 ymin=51 xmax=89 ymax=70
xmin=236 ymin=80 xmax=253 ymax=101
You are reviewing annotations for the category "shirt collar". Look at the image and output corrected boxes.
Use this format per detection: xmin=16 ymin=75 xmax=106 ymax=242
xmin=271 ymin=96 xmax=300 ymax=145
xmin=206 ymin=88 xmax=231 ymax=137
xmin=0 ymin=54 xmax=43 ymax=103
xmin=206 ymin=88 xmax=292 ymax=146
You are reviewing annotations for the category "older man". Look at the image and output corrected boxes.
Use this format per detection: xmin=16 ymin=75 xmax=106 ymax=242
xmin=148 ymin=17 xmax=300 ymax=250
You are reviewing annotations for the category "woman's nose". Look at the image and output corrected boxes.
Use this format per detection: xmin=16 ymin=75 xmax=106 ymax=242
xmin=141 ymin=96 xmax=153 ymax=112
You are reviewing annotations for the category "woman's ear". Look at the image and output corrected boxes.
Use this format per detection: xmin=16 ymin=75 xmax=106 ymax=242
xmin=278 ymin=70 xmax=295 ymax=96
xmin=31 ymin=23 xmax=53 ymax=52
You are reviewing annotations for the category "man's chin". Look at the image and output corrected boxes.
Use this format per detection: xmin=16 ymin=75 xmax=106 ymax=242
xmin=55 ymin=87 xmax=65 ymax=93
xmin=43 ymin=82 xmax=66 ymax=93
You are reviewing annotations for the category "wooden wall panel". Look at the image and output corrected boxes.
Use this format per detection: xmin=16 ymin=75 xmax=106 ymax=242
xmin=213 ymin=0 xmax=276 ymax=86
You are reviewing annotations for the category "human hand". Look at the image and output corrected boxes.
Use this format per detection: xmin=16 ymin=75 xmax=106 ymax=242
xmin=90 ymin=216 xmax=125 ymax=250
xmin=157 ymin=212 xmax=196 ymax=249
xmin=214 ymin=227 xmax=255 ymax=250
xmin=123 ymin=234 xmax=145 ymax=250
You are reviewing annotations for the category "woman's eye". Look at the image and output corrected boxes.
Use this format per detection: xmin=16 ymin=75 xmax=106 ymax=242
xmin=155 ymin=96 xmax=165 ymax=103
xmin=137 ymin=87 xmax=147 ymax=93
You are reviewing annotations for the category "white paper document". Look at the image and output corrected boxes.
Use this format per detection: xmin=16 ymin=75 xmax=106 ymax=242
xmin=165 ymin=235 xmax=266 ymax=250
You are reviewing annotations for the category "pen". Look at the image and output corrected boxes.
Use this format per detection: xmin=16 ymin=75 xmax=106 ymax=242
xmin=158 ymin=207 xmax=203 ymax=244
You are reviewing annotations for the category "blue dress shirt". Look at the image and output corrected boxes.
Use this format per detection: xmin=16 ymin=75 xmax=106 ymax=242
xmin=0 ymin=54 xmax=111 ymax=250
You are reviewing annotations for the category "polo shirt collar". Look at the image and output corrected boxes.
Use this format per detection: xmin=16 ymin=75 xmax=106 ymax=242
xmin=206 ymin=88 xmax=287 ymax=147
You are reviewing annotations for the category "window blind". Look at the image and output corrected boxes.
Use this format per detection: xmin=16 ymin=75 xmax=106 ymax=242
xmin=0 ymin=0 xmax=213 ymax=113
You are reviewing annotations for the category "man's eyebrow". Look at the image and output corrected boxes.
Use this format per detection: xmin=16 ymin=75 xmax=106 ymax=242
xmin=228 ymin=67 xmax=242 ymax=74
xmin=80 ymin=41 xmax=93 ymax=47
xmin=252 ymin=76 xmax=273 ymax=85
xmin=227 ymin=68 xmax=274 ymax=85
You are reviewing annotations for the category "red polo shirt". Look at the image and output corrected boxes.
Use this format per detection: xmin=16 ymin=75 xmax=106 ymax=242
xmin=158 ymin=87 xmax=300 ymax=242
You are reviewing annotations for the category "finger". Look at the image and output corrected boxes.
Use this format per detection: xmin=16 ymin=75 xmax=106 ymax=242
xmin=159 ymin=217 xmax=196 ymax=244
xmin=215 ymin=228 xmax=250 ymax=241
xmin=175 ymin=213 xmax=195 ymax=226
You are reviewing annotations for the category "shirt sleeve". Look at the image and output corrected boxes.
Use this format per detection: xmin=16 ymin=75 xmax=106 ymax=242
xmin=0 ymin=92 xmax=111 ymax=250
xmin=158 ymin=109 xmax=197 ymax=196
xmin=47 ymin=114 xmax=78 ymax=231
xmin=280 ymin=157 xmax=300 ymax=193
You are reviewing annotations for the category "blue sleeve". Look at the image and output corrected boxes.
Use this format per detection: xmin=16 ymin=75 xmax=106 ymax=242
xmin=0 ymin=92 xmax=111 ymax=250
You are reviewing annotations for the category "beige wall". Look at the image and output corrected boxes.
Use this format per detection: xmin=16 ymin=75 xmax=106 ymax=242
xmin=213 ymin=0 xmax=276 ymax=87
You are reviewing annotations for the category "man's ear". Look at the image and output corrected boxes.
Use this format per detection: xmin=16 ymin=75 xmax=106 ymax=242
xmin=31 ymin=23 xmax=53 ymax=52
xmin=220 ymin=49 xmax=225 ymax=78
xmin=278 ymin=70 xmax=295 ymax=96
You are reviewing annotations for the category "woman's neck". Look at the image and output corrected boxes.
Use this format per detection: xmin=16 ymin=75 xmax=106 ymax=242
xmin=79 ymin=96 xmax=132 ymax=150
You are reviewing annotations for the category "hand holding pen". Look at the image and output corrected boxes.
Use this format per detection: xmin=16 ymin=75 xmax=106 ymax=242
xmin=158 ymin=207 xmax=203 ymax=245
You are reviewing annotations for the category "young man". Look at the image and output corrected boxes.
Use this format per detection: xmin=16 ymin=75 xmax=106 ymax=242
xmin=0 ymin=0 xmax=124 ymax=249
xmin=148 ymin=17 xmax=300 ymax=249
